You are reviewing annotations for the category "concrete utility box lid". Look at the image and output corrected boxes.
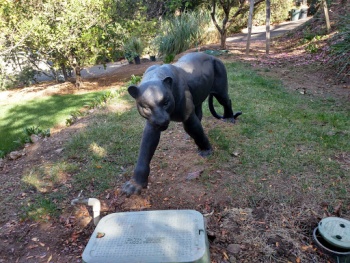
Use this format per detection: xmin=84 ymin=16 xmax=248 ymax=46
xmin=82 ymin=210 xmax=210 ymax=263
xmin=318 ymin=217 xmax=350 ymax=249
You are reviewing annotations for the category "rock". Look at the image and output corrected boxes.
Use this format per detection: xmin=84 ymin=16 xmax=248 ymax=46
xmin=186 ymin=170 xmax=203 ymax=180
xmin=9 ymin=151 xmax=24 ymax=160
xmin=55 ymin=148 xmax=64 ymax=153
xmin=231 ymin=151 xmax=240 ymax=157
xmin=227 ymin=244 xmax=241 ymax=254
xmin=57 ymin=74 xmax=65 ymax=83
xmin=30 ymin=134 xmax=40 ymax=143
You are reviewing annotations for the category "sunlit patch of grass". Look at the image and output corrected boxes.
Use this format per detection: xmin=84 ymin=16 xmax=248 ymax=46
xmin=64 ymin=95 xmax=144 ymax=195
xmin=0 ymin=91 xmax=105 ymax=154
xmin=22 ymin=162 xmax=79 ymax=193
xmin=21 ymin=197 xmax=58 ymax=222
xmin=89 ymin=142 xmax=107 ymax=158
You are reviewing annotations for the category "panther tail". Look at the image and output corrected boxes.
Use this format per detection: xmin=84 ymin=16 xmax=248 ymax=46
xmin=208 ymin=94 xmax=222 ymax=119
xmin=208 ymin=94 xmax=242 ymax=120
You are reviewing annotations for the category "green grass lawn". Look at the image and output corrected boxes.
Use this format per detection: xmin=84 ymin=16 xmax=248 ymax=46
xmin=0 ymin=91 xmax=104 ymax=156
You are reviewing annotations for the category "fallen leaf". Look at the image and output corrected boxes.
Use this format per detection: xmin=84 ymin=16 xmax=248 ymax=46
xmin=96 ymin=232 xmax=105 ymax=238
xmin=28 ymin=245 xmax=38 ymax=249
xmin=39 ymin=253 xmax=47 ymax=259
xmin=334 ymin=201 xmax=343 ymax=217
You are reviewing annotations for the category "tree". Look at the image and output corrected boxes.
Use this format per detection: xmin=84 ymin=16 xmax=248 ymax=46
xmin=322 ymin=0 xmax=331 ymax=33
xmin=246 ymin=0 xmax=255 ymax=54
xmin=266 ymin=0 xmax=270 ymax=54
xmin=0 ymin=0 xmax=153 ymax=87
xmin=209 ymin=0 xmax=264 ymax=49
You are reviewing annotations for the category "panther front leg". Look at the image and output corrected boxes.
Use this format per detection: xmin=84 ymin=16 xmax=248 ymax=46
xmin=122 ymin=122 xmax=161 ymax=196
xmin=183 ymin=113 xmax=212 ymax=157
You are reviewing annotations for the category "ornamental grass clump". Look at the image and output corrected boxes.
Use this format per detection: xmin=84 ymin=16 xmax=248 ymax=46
xmin=156 ymin=11 xmax=212 ymax=62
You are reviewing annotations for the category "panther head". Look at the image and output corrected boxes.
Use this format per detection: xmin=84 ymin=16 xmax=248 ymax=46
xmin=128 ymin=77 xmax=175 ymax=131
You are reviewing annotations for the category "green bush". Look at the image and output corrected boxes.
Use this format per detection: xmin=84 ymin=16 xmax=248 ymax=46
xmin=253 ymin=0 xmax=294 ymax=25
xmin=155 ymin=10 xmax=211 ymax=60
xmin=124 ymin=37 xmax=144 ymax=56
xmin=0 ymin=65 xmax=38 ymax=90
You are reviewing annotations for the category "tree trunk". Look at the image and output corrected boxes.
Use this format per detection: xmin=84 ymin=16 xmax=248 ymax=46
xmin=266 ymin=0 xmax=271 ymax=55
xmin=61 ymin=63 xmax=68 ymax=81
xmin=220 ymin=29 xmax=227 ymax=49
xmin=74 ymin=65 xmax=82 ymax=88
xmin=246 ymin=0 xmax=255 ymax=55
xmin=322 ymin=0 xmax=331 ymax=33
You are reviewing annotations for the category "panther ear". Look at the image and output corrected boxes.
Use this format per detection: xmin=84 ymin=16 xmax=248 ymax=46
xmin=128 ymin=85 xmax=139 ymax=99
xmin=162 ymin=77 xmax=173 ymax=90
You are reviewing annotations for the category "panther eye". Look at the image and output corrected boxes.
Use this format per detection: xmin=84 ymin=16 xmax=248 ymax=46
xmin=163 ymin=100 xmax=169 ymax=106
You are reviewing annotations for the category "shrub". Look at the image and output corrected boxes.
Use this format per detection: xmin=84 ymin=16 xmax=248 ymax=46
xmin=0 ymin=65 xmax=37 ymax=90
xmin=155 ymin=10 xmax=212 ymax=61
xmin=124 ymin=37 xmax=144 ymax=58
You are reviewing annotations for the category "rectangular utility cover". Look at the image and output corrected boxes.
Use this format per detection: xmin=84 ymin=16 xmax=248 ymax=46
xmin=82 ymin=210 xmax=210 ymax=263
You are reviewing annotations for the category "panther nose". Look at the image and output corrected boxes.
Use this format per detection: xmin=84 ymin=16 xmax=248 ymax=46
xmin=151 ymin=117 xmax=169 ymax=131
xmin=155 ymin=120 xmax=169 ymax=131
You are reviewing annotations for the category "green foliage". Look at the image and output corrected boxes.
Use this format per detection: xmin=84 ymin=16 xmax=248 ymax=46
xmin=305 ymin=42 xmax=319 ymax=53
xmin=164 ymin=54 xmax=176 ymax=63
xmin=123 ymin=37 xmax=144 ymax=60
xmin=66 ymin=90 xmax=118 ymax=126
xmin=301 ymin=32 xmax=323 ymax=53
xmin=247 ymin=0 xmax=294 ymax=30
xmin=144 ymin=39 xmax=159 ymax=56
xmin=330 ymin=13 xmax=350 ymax=80
xmin=24 ymin=126 xmax=50 ymax=137
xmin=14 ymin=126 xmax=50 ymax=145
xmin=0 ymin=0 xmax=156 ymax=86
xmin=0 ymin=65 xmax=38 ymax=90
xmin=127 ymin=75 xmax=142 ymax=85
xmin=21 ymin=197 xmax=59 ymax=222
xmin=155 ymin=10 xmax=211 ymax=59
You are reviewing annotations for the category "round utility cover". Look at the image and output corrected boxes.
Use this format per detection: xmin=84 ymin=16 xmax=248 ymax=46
xmin=318 ymin=217 xmax=350 ymax=249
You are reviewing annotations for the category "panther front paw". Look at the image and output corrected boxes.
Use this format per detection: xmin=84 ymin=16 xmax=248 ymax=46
xmin=122 ymin=179 xmax=144 ymax=197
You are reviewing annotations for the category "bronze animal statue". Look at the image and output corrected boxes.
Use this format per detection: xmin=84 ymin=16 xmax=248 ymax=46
xmin=123 ymin=52 xmax=241 ymax=196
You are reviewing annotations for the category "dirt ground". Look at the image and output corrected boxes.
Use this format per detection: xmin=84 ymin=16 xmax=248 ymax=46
xmin=0 ymin=35 xmax=349 ymax=263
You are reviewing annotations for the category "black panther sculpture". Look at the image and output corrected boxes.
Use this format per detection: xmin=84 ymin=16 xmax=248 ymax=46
xmin=123 ymin=52 xmax=241 ymax=196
